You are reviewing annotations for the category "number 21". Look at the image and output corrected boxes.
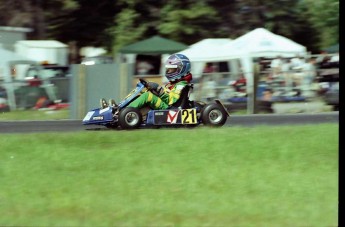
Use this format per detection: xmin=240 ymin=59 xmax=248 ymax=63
xmin=182 ymin=109 xmax=197 ymax=124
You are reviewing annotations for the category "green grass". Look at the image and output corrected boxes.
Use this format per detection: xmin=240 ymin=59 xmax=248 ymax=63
xmin=0 ymin=124 xmax=338 ymax=227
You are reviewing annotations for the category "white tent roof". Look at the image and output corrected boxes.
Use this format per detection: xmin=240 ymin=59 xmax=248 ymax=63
xmin=162 ymin=29 xmax=307 ymax=77
xmin=15 ymin=40 xmax=68 ymax=48
xmin=179 ymin=28 xmax=307 ymax=63
xmin=0 ymin=48 xmax=32 ymax=62
xmin=160 ymin=38 xmax=231 ymax=76
xmin=209 ymin=28 xmax=307 ymax=61
xmin=177 ymin=38 xmax=232 ymax=62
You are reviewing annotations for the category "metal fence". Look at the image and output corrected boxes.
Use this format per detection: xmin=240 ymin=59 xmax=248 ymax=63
xmin=190 ymin=55 xmax=339 ymax=107
xmin=0 ymin=77 xmax=70 ymax=111
xmin=0 ymin=54 xmax=339 ymax=115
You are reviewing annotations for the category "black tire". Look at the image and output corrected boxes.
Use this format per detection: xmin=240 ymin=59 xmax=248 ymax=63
xmin=118 ymin=107 xmax=142 ymax=129
xmin=201 ymin=103 xmax=227 ymax=127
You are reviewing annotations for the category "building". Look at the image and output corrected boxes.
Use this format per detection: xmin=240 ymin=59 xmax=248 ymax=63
xmin=0 ymin=26 xmax=32 ymax=51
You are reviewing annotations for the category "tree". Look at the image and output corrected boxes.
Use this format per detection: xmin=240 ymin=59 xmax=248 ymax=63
xmin=301 ymin=0 xmax=339 ymax=49
xmin=1 ymin=0 xmax=338 ymax=56
xmin=107 ymin=0 xmax=220 ymax=53
xmin=215 ymin=0 xmax=321 ymax=52
xmin=48 ymin=0 xmax=118 ymax=50
xmin=158 ymin=0 xmax=221 ymax=44
xmin=106 ymin=0 xmax=162 ymax=54
xmin=0 ymin=0 xmax=42 ymax=38
xmin=107 ymin=8 xmax=148 ymax=54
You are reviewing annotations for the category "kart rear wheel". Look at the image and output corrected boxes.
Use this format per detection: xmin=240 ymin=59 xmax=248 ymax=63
xmin=119 ymin=107 xmax=142 ymax=129
xmin=201 ymin=103 xmax=227 ymax=127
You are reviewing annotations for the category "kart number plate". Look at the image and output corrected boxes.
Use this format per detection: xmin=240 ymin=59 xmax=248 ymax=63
xmin=181 ymin=109 xmax=197 ymax=124
xmin=153 ymin=109 xmax=197 ymax=125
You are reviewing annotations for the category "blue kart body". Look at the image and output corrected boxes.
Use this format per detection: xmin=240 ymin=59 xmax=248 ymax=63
xmin=82 ymin=80 xmax=229 ymax=129
xmin=82 ymin=106 xmax=201 ymax=127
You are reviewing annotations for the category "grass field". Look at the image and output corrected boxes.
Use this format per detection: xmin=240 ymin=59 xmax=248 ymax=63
xmin=0 ymin=124 xmax=338 ymax=227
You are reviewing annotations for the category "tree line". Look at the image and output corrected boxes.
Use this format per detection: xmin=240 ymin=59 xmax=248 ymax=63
xmin=0 ymin=0 xmax=339 ymax=55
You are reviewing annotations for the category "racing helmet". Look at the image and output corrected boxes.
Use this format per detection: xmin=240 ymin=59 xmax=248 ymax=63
xmin=165 ymin=54 xmax=191 ymax=82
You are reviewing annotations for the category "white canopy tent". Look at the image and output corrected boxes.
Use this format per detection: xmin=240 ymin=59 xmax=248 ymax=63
xmin=161 ymin=28 xmax=307 ymax=82
xmin=178 ymin=38 xmax=232 ymax=60
xmin=215 ymin=28 xmax=307 ymax=95
xmin=15 ymin=40 xmax=68 ymax=66
xmin=170 ymin=28 xmax=308 ymax=113
xmin=175 ymin=28 xmax=307 ymax=78
xmin=161 ymin=38 xmax=233 ymax=76
xmin=217 ymin=28 xmax=307 ymax=59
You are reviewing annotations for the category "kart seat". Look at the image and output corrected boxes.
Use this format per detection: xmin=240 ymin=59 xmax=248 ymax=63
xmin=170 ymin=83 xmax=194 ymax=109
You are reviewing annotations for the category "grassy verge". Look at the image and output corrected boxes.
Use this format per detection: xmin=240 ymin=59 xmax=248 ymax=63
xmin=0 ymin=124 xmax=338 ymax=226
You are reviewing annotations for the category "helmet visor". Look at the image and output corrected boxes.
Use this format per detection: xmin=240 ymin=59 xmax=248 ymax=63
xmin=165 ymin=65 xmax=178 ymax=74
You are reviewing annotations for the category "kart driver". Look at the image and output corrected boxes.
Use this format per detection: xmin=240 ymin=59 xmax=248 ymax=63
xmin=102 ymin=53 xmax=193 ymax=110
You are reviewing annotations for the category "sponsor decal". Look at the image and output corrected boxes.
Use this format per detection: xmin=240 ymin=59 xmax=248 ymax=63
xmin=92 ymin=116 xmax=104 ymax=121
xmin=83 ymin=111 xmax=95 ymax=121
xmin=155 ymin=112 xmax=164 ymax=116
xmin=167 ymin=110 xmax=179 ymax=124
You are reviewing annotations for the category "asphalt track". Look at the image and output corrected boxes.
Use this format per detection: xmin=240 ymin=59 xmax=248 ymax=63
xmin=0 ymin=112 xmax=339 ymax=134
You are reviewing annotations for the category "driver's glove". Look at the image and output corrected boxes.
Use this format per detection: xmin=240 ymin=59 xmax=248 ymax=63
xmin=148 ymin=82 xmax=159 ymax=90
xmin=148 ymin=82 xmax=164 ymax=96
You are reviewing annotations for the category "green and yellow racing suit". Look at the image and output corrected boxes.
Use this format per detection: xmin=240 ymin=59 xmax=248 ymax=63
xmin=128 ymin=80 xmax=188 ymax=110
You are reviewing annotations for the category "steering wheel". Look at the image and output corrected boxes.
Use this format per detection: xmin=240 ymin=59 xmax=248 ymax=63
xmin=139 ymin=78 xmax=149 ymax=88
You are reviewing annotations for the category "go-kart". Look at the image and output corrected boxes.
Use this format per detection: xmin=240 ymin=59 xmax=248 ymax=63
xmin=82 ymin=78 xmax=230 ymax=129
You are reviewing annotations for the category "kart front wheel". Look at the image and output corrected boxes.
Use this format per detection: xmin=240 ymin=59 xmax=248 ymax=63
xmin=119 ymin=107 xmax=142 ymax=129
xmin=201 ymin=103 xmax=227 ymax=127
